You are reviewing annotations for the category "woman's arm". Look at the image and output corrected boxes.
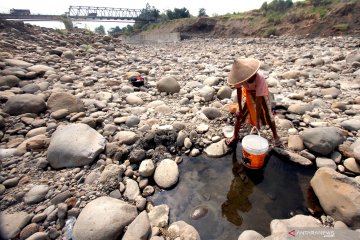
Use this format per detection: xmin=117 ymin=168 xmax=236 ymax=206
xmin=236 ymin=88 xmax=242 ymax=117
xmin=256 ymin=96 xmax=262 ymax=129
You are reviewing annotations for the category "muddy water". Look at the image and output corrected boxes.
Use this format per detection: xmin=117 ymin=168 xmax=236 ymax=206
xmin=150 ymin=150 xmax=316 ymax=240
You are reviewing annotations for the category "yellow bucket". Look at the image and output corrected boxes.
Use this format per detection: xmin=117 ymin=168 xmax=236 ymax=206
xmin=241 ymin=131 xmax=269 ymax=169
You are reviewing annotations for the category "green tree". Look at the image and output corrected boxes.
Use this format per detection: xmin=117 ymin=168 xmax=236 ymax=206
xmin=261 ymin=1 xmax=268 ymax=13
xmin=94 ymin=25 xmax=105 ymax=35
xmin=198 ymin=8 xmax=208 ymax=17
xmin=134 ymin=3 xmax=160 ymax=30
xmin=61 ymin=16 xmax=73 ymax=31
xmin=166 ymin=7 xmax=191 ymax=20
xmin=107 ymin=26 xmax=122 ymax=36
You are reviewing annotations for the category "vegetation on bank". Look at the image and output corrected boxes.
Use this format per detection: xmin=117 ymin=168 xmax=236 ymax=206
xmin=67 ymin=0 xmax=357 ymax=37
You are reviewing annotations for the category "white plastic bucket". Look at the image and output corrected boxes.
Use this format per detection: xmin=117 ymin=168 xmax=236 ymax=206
xmin=241 ymin=129 xmax=269 ymax=169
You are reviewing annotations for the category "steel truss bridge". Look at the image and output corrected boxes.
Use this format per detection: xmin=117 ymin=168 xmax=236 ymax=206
xmin=0 ymin=6 xmax=155 ymax=22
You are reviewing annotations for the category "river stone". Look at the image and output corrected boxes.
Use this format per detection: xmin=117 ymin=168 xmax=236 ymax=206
xmin=26 ymin=127 xmax=47 ymax=138
xmin=315 ymin=157 xmax=336 ymax=169
xmin=0 ymin=115 xmax=4 ymax=129
xmin=156 ymin=76 xmax=180 ymax=93
xmin=24 ymin=185 xmax=49 ymax=204
xmin=287 ymin=135 xmax=304 ymax=151
xmin=51 ymin=109 xmax=69 ymax=119
xmin=300 ymin=127 xmax=345 ymax=155
xmin=122 ymin=211 xmax=151 ymax=240
xmin=190 ymin=205 xmax=208 ymax=220
xmin=270 ymin=215 xmax=321 ymax=235
xmin=4 ymin=58 xmax=33 ymax=67
xmin=238 ymin=230 xmax=264 ymax=240
xmin=203 ymin=76 xmax=220 ymax=86
xmin=341 ymin=119 xmax=360 ymax=131
xmin=22 ymin=83 xmax=40 ymax=94
xmin=282 ymin=70 xmax=301 ymax=79
xmin=310 ymin=167 xmax=360 ymax=227
xmin=27 ymin=64 xmax=54 ymax=74
xmin=0 ymin=211 xmax=32 ymax=239
xmin=343 ymin=158 xmax=360 ymax=174
xmin=25 ymin=232 xmax=48 ymax=240
xmin=99 ymin=164 xmax=124 ymax=184
xmin=126 ymin=94 xmax=144 ymax=105
xmin=176 ymin=130 xmax=187 ymax=147
xmin=114 ymin=131 xmax=139 ymax=145
xmin=321 ymin=87 xmax=341 ymax=98
xmin=154 ymin=159 xmax=179 ymax=189
xmin=168 ymin=221 xmax=201 ymax=240
xmin=199 ymin=86 xmax=215 ymax=102
xmin=62 ymin=50 xmax=75 ymax=60
xmin=217 ymin=86 xmax=232 ymax=99
xmin=73 ymin=196 xmax=137 ymax=240
xmin=124 ymin=179 xmax=140 ymax=201
xmin=287 ymin=103 xmax=314 ymax=115
xmin=204 ymin=139 xmax=231 ymax=158
xmin=4 ymin=94 xmax=46 ymax=116
xmin=273 ymin=148 xmax=313 ymax=166
xmin=47 ymin=123 xmax=106 ymax=169
xmin=47 ymin=92 xmax=85 ymax=113
xmin=19 ymin=223 xmax=39 ymax=240
xmin=352 ymin=139 xmax=360 ymax=162
xmin=202 ymin=107 xmax=221 ymax=120
xmin=0 ymin=75 xmax=20 ymax=87
xmin=148 ymin=204 xmax=169 ymax=228
xmin=139 ymin=159 xmax=155 ymax=177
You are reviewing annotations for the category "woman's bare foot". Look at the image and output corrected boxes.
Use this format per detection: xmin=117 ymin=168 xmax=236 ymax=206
xmin=225 ymin=137 xmax=238 ymax=148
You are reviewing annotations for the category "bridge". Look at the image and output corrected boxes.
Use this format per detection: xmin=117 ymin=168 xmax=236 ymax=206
xmin=0 ymin=6 xmax=156 ymax=22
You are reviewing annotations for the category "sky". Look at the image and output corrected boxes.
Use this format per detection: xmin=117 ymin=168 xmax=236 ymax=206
xmin=0 ymin=0 xmax=270 ymax=31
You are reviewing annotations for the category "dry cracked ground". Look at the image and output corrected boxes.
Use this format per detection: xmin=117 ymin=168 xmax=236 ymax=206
xmin=0 ymin=21 xmax=360 ymax=240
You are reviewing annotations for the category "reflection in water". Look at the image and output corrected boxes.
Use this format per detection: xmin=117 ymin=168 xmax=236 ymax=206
xmin=150 ymin=151 xmax=315 ymax=240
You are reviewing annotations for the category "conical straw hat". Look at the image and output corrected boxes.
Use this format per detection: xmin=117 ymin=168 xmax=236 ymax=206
xmin=227 ymin=58 xmax=260 ymax=86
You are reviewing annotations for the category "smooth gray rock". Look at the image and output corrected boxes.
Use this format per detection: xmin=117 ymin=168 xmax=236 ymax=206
xmin=202 ymin=107 xmax=221 ymax=120
xmin=341 ymin=119 xmax=360 ymax=131
xmin=124 ymin=179 xmax=140 ymax=201
xmin=0 ymin=75 xmax=20 ymax=87
xmin=24 ymin=185 xmax=49 ymax=204
xmin=273 ymin=148 xmax=313 ymax=166
xmin=122 ymin=211 xmax=151 ymax=240
xmin=27 ymin=64 xmax=54 ymax=74
xmin=156 ymin=76 xmax=180 ymax=93
xmin=4 ymin=58 xmax=33 ymax=67
xmin=47 ymin=123 xmax=106 ymax=169
xmin=288 ymin=103 xmax=314 ymax=115
xmin=73 ymin=197 xmax=138 ymax=240
xmin=47 ymin=92 xmax=85 ymax=113
xmin=204 ymin=139 xmax=231 ymax=158
xmin=4 ymin=94 xmax=46 ymax=116
xmin=22 ymin=83 xmax=40 ymax=94
xmin=217 ymin=86 xmax=232 ymax=99
xmin=300 ymin=127 xmax=345 ymax=155
xmin=99 ymin=164 xmax=124 ymax=184
xmin=287 ymin=135 xmax=304 ymax=151
xmin=126 ymin=94 xmax=144 ymax=105
xmin=310 ymin=167 xmax=360 ymax=227
xmin=168 ymin=221 xmax=201 ymax=240
xmin=321 ymin=87 xmax=341 ymax=98
xmin=315 ymin=157 xmax=336 ymax=169
xmin=0 ymin=212 xmax=32 ymax=239
xmin=199 ymin=86 xmax=215 ymax=102
xmin=154 ymin=159 xmax=179 ymax=189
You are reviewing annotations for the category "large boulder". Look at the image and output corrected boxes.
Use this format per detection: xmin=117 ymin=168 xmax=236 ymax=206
xmin=47 ymin=124 xmax=106 ymax=169
xmin=0 ymin=211 xmax=32 ymax=239
xmin=154 ymin=159 xmax=179 ymax=188
xmin=47 ymin=92 xmax=85 ymax=113
xmin=0 ymin=75 xmax=20 ymax=87
xmin=73 ymin=196 xmax=138 ymax=240
xmin=300 ymin=127 xmax=345 ymax=155
xmin=156 ymin=76 xmax=180 ymax=93
xmin=310 ymin=167 xmax=360 ymax=227
xmin=4 ymin=94 xmax=46 ymax=116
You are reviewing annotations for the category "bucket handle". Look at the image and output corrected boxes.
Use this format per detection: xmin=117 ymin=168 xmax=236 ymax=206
xmin=250 ymin=126 xmax=261 ymax=136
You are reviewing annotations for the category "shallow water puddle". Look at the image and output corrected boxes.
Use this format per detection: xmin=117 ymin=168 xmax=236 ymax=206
xmin=150 ymin=150 xmax=316 ymax=240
